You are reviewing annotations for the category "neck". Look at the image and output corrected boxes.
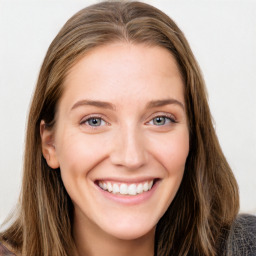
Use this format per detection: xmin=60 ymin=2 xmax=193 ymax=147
xmin=72 ymin=211 xmax=155 ymax=256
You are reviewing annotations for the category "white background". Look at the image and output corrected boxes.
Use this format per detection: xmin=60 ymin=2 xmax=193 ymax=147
xmin=0 ymin=0 xmax=255 ymax=225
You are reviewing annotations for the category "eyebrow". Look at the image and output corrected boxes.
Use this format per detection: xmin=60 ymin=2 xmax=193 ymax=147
xmin=70 ymin=98 xmax=184 ymax=112
xmin=146 ymin=99 xmax=185 ymax=110
xmin=71 ymin=100 xmax=116 ymax=111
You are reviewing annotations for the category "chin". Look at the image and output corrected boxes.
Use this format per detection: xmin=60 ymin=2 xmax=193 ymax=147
xmin=98 ymin=215 xmax=157 ymax=241
xmin=106 ymin=225 xmax=155 ymax=241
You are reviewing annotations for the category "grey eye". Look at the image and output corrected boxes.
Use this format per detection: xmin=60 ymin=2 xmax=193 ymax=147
xmin=87 ymin=118 xmax=103 ymax=126
xmin=152 ymin=116 xmax=168 ymax=125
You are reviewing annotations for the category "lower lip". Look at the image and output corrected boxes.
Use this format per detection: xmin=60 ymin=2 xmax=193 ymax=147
xmin=95 ymin=180 xmax=160 ymax=205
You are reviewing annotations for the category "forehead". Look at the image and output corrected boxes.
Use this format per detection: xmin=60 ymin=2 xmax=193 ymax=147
xmin=61 ymin=43 xmax=184 ymax=108
xmin=66 ymin=43 xmax=181 ymax=80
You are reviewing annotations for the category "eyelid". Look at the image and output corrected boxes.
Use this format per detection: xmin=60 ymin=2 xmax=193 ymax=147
xmin=146 ymin=112 xmax=177 ymax=124
xmin=79 ymin=112 xmax=177 ymax=128
xmin=80 ymin=114 xmax=109 ymax=127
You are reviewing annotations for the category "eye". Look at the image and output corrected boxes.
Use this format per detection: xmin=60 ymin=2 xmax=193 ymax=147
xmin=148 ymin=115 xmax=176 ymax=126
xmin=81 ymin=117 xmax=107 ymax=127
xmin=153 ymin=116 xmax=168 ymax=125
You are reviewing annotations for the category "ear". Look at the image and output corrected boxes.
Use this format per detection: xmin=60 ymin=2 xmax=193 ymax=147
xmin=40 ymin=120 xmax=60 ymax=169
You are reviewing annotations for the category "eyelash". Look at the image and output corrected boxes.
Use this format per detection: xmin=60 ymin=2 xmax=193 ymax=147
xmin=80 ymin=115 xmax=108 ymax=128
xmin=147 ymin=114 xmax=177 ymax=126
xmin=80 ymin=113 xmax=177 ymax=129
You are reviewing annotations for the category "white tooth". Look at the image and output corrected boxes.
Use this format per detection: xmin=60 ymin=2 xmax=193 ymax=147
xmin=136 ymin=183 xmax=143 ymax=194
xmin=107 ymin=182 xmax=113 ymax=192
xmin=128 ymin=184 xmax=137 ymax=195
xmin=99 ymin=182 xmax=104 ymax=189
xmin=103 ymin=182 xmax=107 ymax=190
xmin=143 ymin=182 xmax=149 ymax=192
xmin=113 ymin=183 xmax=119 ymax=194
xmin=120 ymin=184 xmax=128 ymax=195
xmin=149 ymin=180 xmax=153 ymax=189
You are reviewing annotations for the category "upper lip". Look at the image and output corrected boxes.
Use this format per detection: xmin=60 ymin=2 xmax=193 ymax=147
xmin=95 ymin=177 xmax=159 ymax=184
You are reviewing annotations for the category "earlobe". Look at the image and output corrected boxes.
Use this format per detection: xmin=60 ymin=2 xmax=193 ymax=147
xmin=40 ymin=120 xmax=60 ymax=169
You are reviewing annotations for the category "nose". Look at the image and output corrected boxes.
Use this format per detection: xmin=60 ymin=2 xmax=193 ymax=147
xmin=110 ymin=125 xmax=148 ymax=170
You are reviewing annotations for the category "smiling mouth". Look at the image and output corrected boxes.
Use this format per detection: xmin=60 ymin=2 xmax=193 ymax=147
xmin=96 ymin=179 xmax=158 ymax=196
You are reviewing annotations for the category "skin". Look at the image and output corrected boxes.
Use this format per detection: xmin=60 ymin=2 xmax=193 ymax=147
xmin=41 ymin=43 xmax=189 ymax=256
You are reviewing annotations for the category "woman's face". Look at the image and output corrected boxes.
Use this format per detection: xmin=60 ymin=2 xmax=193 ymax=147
xmin=42 ymin=43 xmax=189 ymax=240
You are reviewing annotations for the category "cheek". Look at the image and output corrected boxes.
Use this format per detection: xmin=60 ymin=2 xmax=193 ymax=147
xmin=55 ymin=130 xmax=110 ymax=175
xmin=148 ymin=128 xmax=189 ymax=174
xmin=55 ymin=131 xmax=112 ymax=205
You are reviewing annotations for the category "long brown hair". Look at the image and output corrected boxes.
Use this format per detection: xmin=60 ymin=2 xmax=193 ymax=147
xmin=0 ymin=1 xmax=239 ymax=255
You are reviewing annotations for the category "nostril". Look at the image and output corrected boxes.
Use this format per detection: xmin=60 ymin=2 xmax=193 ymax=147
xmin=109 ymin=133 xmax=148 ymax=169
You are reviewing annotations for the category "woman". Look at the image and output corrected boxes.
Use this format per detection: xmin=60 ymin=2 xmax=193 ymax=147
xmin=0 ymin=1 xmax=255 ymax=255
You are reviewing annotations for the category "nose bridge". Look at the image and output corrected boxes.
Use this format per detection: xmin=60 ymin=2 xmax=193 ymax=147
xmin=110 ymin=122 xmax=147 ymax=169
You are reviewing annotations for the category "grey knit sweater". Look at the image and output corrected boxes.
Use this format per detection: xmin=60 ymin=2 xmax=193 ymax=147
xmin=225 ymin=214 xmax=256 ymax=256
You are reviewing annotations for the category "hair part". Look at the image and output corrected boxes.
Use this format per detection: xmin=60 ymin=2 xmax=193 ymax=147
xmin=1 ymin=1 xmax=239 ymax=256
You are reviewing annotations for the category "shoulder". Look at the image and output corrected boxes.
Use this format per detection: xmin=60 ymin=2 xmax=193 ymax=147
xmin=228 ymin=214 xmax=256 ymax=256
xmin=0 ymin=242 xmax=16 ymax=256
